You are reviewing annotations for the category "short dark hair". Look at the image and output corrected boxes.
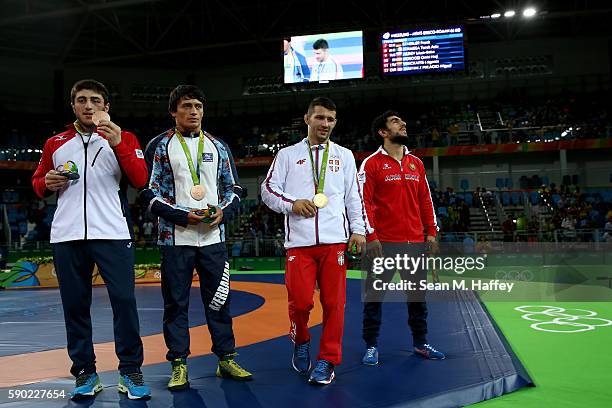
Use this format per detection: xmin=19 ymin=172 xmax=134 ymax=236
xmin=168 ymin=85 xmax=206 ymax=113
xmin=70 ymin=79 xmax=109 ymax=104
xmin=312 ymin=39 xmax=329 ymax=50
xmin=371 ymin=110 xmax=400 ymax=140
xmin=307 ymin=97 xmax=337 ymax=116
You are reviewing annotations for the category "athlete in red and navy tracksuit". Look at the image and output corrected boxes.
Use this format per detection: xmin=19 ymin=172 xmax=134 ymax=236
xmin=358 ymin=111 xmax=445 ymax=363
xmin=31 ymin=81 xmax=148 ymax=384
xmin=261 ymin=98 xmax=366 ymax=384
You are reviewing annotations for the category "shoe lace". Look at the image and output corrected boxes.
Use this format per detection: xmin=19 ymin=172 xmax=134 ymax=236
xmin=75 ymin=374 xmax=91 ymax=387
xmin=171 ymin=365 xmax=184 ymax=382
xmin=423 ymin=344 xmax=438 ymax=352
xmin=366 ymin=347 xmax=377 ymax=358
xmin=124 ymin=372 xmax=144 ymax=386
xmin=315 ymin=360 xmax=332 ymax=373
xmin=225 ymin=360 xmax=248 ymax=375
xmin=296 ymin=343 xmax=310 ymax=359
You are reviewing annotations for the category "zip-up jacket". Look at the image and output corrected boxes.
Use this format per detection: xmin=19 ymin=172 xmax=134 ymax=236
xmin=261 ymin=138 xmax=366 ymax=249
xmin=359 ymin=145 xmax=437 ymax=243
xmin=140 ymin=129 xmax=242 ymax=247
xmin=32 ymin=124 xmax=148 ymax=243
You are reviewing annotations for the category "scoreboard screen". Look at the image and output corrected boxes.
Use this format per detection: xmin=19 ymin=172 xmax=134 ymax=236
xmin=381 ymin=27 xmax=465 ymax=75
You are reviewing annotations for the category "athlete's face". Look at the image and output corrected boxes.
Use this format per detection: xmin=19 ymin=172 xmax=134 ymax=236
xmin=172 ymin=97 xmax=203 ymax=133
xmin=383 ymin=115 xmax=409 ymax=144
xmin=71 ymin=89 xmax=109 ymax=129
xmin=304 ymin=105 xmax=337 ymax=144
xmin=313 ymin=48 xmax=328 ymax=63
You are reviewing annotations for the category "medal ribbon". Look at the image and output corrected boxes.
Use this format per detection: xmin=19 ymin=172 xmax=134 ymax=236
xmin=176 ymin=129 xmax=204 ymax=186
xmin=307 ymin=141 xmax=330 ymax=194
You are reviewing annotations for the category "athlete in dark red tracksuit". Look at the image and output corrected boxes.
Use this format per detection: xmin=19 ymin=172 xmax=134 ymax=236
xmin=358 ymin=110 xmax=445 ymax=366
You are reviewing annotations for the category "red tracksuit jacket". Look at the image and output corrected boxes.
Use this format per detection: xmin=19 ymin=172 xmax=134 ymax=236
xmin=358 ymin=146 xmax=437 ymax=243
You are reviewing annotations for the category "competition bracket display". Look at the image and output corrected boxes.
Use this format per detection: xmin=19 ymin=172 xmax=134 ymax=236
xmin=381 ymin=26 xmax=465 ymax=75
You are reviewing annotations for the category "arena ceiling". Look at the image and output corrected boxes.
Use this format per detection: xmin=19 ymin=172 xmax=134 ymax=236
xmin=1 ymin=0 xmax=611 ymax=68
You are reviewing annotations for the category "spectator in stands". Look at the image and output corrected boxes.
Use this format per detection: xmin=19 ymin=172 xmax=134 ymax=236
xmin=310 ymin=39 xmax=344 ymax=82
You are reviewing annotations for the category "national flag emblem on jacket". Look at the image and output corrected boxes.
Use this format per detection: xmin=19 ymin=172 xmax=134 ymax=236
xmin=329 ymin=159 xmax=341 ymax=172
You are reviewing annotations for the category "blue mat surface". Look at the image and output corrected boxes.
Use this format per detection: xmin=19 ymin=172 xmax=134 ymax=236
xmin=0 ymin=274 xmax=532 ymax=407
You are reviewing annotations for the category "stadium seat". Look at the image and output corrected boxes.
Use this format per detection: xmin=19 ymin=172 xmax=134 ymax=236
xmin=501 ymin=192 xmax=510 ymax=206
xmin=530 ymin=191 xmax=540 ymax=205
xmin=552 ymin=194 xmax=561 ymax=206
xmin=438 ymin=207 xmax=448 ymax=217
xmin=460 ymin=179 xmax=469 ymax=191
xmin=465 ymin=194 xmax=473 ymax=206
xmin=511 ymin=192 xmax=520 ymax=205
xmin=496 ymin=178 xmax=505 ymax=189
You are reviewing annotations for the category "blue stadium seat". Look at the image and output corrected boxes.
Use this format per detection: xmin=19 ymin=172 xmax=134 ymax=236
xmin=542 ymin=176 xmax=550 ymax=186
xmin=552 ymin=194 xmax=561 ymax=206
xmin=501 ymin=192 xmax=510 ymax=206
xmin=438 ymin=207 xmax=448 ymax=217
xmin=460 ymin=179 xmax=469 ymax=191
xmin=496 ymin=178 xmax=505 ymax=189
xmin=505 ymin=178 xmax=513 ymax=189
xmin=530 ymin=191 xmax=540 ymax=205
xmin=510 ymin=192 xmax=520 ymax=205
xmin=465 ymin=194 xmax=473 ymax=206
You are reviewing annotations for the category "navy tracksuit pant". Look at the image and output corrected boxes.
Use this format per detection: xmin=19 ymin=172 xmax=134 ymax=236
xmin=362 ymin=242 xmax=429 ymax=347
xmin=160 ymin=242 xmax=235 ymax=361
xmin=52 ymin=240 xmax=144 ymax=377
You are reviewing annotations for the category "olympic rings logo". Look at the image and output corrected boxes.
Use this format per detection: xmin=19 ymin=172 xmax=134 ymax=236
xmin=515 ymin=305 xmax=612 ymax=333
xmin=495 ymin=269 xmax=534 ymax=282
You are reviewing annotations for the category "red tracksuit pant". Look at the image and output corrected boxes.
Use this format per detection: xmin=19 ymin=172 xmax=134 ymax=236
xmin=285 ymin=243 xmax=347 ymax=365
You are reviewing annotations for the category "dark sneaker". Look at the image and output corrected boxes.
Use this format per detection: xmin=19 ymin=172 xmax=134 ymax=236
xmin=414 ymin=343 xmax=446 ymax=360
xmin=308 ymin=360 xmax=335 ymax=385
xmin=362 ymin=346 xmax=379 ymax=365
xmin=292 ymin=342 xmax=312 ymax=374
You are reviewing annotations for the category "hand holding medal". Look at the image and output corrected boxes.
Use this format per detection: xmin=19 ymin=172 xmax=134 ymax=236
xmin=93 ymin=111 xmax=122 ymax=147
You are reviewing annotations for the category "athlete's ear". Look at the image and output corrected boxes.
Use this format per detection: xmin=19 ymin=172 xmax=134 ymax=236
xmin=304 ymin=113 xmax=309 ymax=125
xmin=103 ymin=103 xmax=110 ymax=113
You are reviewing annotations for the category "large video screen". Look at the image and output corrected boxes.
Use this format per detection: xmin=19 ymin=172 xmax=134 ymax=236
xmin=381 ymin=27 xmax=465 ymax=75
xmin=283 ymin=30 xmax=364 ymax=84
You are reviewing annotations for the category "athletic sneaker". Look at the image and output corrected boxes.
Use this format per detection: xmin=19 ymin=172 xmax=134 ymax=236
xmin=414 ymin=343 xmax=446 ymax=360
xmin=117 ymin=373 xmax=151 ymax=400
xmin=70 ymin=372 xmax=103 ymax=400
xmin=308 ymin=360 xmax=335 ymax=385
xmin=292 ymin=342 xmax=312 ymax=374
xmin=168 ymin=358 xmax=189 ymax=391
xmin=216 ymin=354 xmax=253 ymax=381
xmin=362 ymin=346 xmax=379 ymax=365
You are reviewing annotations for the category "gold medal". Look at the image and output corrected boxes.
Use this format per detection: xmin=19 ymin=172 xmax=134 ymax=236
xmin=313 ymin=193 xmax=328 ymax=208
xmin=92 ymin=111 xmax=110 ymax=126
xmin=190 ymin=185 xmax=206 ymax=201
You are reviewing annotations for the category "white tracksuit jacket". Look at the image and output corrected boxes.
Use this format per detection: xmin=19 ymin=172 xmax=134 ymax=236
xmin=261 ymin=138 xmax=366 ymax=249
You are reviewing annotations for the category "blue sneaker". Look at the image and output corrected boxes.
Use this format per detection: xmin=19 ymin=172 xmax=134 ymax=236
xmin=70 ymin=373 xmax=103 ymax=400
xmin=362 ymin=346 xmax=379 ymax=365
xmin=414 ymin=343 xmax=446 ymax=360
xmin=118 ymin=373 xmax=151 ymax=400
xmin=308 ymin=360 xmax=335 ymax=385
xmin=292 ymin=342 xmax=311 ymax=374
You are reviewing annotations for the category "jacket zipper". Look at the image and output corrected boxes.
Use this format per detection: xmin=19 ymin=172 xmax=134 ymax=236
xmin=91 ymin=147 xmax=103 ymax=167
xmin=314 ymin=146 xmax=320 ymax=245
xmin=83 ymin=140 xmax=89 ymax=240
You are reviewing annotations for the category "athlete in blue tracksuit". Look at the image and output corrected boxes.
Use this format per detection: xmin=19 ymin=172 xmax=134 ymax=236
xmin=141 ymin=85 xmax=252 ymax=390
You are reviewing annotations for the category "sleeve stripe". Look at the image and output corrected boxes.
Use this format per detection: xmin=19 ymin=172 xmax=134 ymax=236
xmin=264 ymin=154 xmax=294 ymax=204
